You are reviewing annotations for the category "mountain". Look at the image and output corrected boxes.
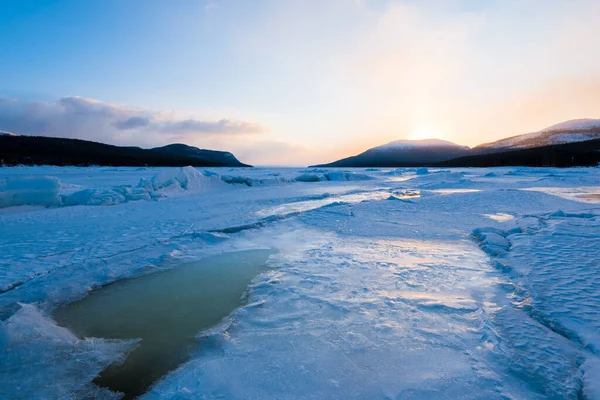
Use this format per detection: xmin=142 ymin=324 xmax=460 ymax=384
xmin=475 ymin=119 xmax=600 ymax=152
xmin=0 ymin=135 xmax=251 ymax=167
xmin=0 ymin=130 xmax=17 ymax=136
xmin=438 ymin=138 xmax=600 ymax=168
xmin=312 ymin=139 xmax=471 ymax=168
xmin=150 ymin=143 xmax=249 ymax=167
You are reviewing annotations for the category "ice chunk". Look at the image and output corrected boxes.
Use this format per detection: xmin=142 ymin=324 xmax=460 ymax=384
xmin=221 ymin=175 xmax=289 ymax=186
xmin=221 ymin=175 xmax=252 ymax=185
xmin=0 ymin=304 xmax=138 ymax=400
xmin=472 ymin=228 xmax=510 ymax=256
xmin=0 ymin=176 xmax=61 ymax=208
xmin=63 ymin=188 xmax=127 ymax=206
xmin=294 ymin=173 xmax=325 ymax=182
xmin=323 ymin=171 xmax=373 ymax=181
xmin=148 ymin=166 xmax=216 ymax=191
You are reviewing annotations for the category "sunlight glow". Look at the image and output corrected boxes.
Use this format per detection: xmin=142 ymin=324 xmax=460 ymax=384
xmin=408 ymin=124 xmax=445 ymax=141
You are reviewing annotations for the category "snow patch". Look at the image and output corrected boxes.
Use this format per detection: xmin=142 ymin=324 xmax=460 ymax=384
xmin=541 ymin=118 xmax=600 ymax=132
xmin=376 ymin=138 xmax=468 ymax=150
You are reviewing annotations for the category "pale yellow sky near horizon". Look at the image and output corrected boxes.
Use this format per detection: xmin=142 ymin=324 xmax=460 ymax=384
xmin=198 ymin=1 xmax=600 ymax=165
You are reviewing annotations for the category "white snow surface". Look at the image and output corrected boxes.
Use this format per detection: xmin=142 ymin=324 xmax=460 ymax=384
xmin=0 ymin=165 xmax=599 ymax=399
xmin=479 ymin=118 xmax=600 ymax=150
xmin=541 ymin=118 xmax=600 ymax=132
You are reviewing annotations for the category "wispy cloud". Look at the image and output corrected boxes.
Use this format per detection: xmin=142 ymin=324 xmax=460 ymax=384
xmin=0 ymin=96 xmax=267 ymax=147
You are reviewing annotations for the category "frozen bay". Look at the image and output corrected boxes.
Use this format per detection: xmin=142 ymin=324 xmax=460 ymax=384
xmin=1 ymin=166 xmax=599 ymax=399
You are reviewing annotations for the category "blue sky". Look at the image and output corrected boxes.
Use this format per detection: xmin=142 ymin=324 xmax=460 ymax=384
xmin=1 ymin=0 xmax=600 ymax=165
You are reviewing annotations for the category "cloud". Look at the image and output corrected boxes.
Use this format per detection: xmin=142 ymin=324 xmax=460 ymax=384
xmin=0 ymin=96 xmax=267 ymax=147
xmin=114 ymin=116 xmax=151 ymax=130
xmin=159 ymin=118 xmax=264 ymax=134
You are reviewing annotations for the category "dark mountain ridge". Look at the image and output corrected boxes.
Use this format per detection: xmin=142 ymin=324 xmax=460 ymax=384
xmin=0 ymin=135 xmax=251 ymax=167
xmin=437 ymin=138 xmax=600 ymax=168
xmin=314 ymin=119 xmax=600 ymax=168
xmin=312 ymin=139 xmax=471 ymax=168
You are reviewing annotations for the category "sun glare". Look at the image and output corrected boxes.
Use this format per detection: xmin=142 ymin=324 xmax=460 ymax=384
xmin=408 ymin=124 xmax=444 ymax=141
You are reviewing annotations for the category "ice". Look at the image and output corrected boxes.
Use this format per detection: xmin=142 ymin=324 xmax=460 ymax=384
xmin=0 ymin=176 xmax=61 ymax=208
xmin=53 ymin=249 xmax=274 ymax=398
xmin=0 ymin=303 xmax=138 ymax=400
xmin=1 ymin=166 xmax=599 ymax=398
xmin=294 ymin=173 xmax=325 ymax=182
xmin=323 ymin=171 xmax=374 ymax=181
xmin=522 ymin=186 xmax=600 ymax=204
xmin=1 ymin=167 xmax=229 ymax=209
xmin=472 ymin=228 xmax=511 ymax=256
xmin=483 ymin=213 xmax=515 ymax=222
xmin=410 ymin=171 xmax=472 ymax=189
xmin=255 ymin=190 xmax=391 ymax=217
xmin=294 ymin=171 xmax=374 ymax=182
xmin=142 ymin=166 xmax=225 ymax=192
xmin=221 ymin=174 xmax=289 ymax=186
xmin=582 ymin=357 xmax=600 ymax=399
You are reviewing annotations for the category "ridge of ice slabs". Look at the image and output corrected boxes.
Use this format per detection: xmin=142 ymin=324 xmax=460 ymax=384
xmin=0 ymin=176 xmax=62 ymax=208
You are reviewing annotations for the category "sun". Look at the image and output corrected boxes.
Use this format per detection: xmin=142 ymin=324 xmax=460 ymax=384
xmin=408 ymin=124 xmax=444 ymax=141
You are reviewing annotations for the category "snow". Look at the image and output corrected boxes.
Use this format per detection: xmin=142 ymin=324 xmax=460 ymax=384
xmin=0 ymin=130 xmax=18 ymax=136
xmin=376 ymin=138 xmax=468 ymax=150
xmin=0 ymin=165 xmax=599 ymax=399
xmin=479 ymin=118 xmax=600 ymax=150
xmin=541 ymin=118 xmax=600 ymax=132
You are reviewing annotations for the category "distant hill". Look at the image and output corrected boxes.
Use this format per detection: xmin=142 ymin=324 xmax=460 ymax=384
xmin=0 ymin=135 xmax=251 ymax=167
xmin=149 ymin=143 xmax=246 ymax=166
xmin=438 ymin=138 xmax=600 ymax=168
xmin=313 ymin=118 xmax=600 ymax=168
xmin=312 ymin=139 xmax=470 ymax=167
xmin=0 ymin=130 xmax=17 ymax=136
xmin=475 ymin=119 xmax=600 ymax=152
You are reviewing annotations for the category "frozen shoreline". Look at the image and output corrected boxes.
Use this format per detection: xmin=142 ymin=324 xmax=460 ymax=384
xmin=1 ymin=166 xmax=599 ymax=399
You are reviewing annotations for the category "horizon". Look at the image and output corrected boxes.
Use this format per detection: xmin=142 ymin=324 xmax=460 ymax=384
xmin=1 ymin=1 xmax=600 ymax=166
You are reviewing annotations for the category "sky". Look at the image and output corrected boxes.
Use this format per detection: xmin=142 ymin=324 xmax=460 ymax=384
xmin=1 ymin=0 xmax=599 ymax=166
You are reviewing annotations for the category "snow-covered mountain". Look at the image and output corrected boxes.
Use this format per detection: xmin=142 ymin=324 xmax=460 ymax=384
xmin=314 ymin=138 xmax=471 ymax=167
xmin=375 ymin=138 xmax=469 ymax=151
xmin=475 ymin=119 xmax=600 ymax=151
xmin=0 ymin=130 xmax=17 ymax=136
